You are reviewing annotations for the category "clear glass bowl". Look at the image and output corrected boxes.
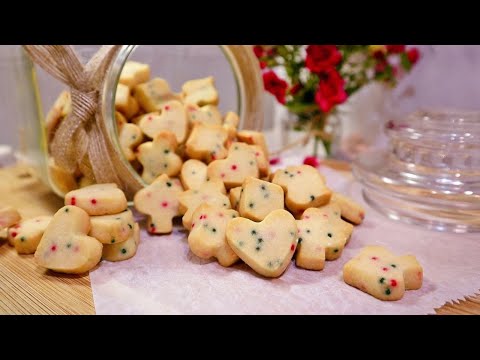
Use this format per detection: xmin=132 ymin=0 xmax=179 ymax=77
xmin=352 ymin=109 xmax=480 ymax=233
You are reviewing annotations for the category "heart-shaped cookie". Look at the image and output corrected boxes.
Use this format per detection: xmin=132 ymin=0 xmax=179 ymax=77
xmin=34 ymin=206 xmax=102 ymax=274
xmin=185 ymin=123 xmax=229 ymax=163
xmin=180 ymin=159 xmax=208 ymax=190
xmin=226 ymin=209 xmax=298 ymax=278
xmin=134 ymin=77 xmax=181 ymax=112
xmin=182 ymin=76 xmax=219 ymax=106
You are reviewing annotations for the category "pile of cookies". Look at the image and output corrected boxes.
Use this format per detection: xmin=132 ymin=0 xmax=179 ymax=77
xmin=1 ymin=183 xmax=140 ymax=274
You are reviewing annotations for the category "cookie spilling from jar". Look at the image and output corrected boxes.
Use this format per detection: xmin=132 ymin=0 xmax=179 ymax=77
xmin=43 ymin=61 xmax=229 ymax=191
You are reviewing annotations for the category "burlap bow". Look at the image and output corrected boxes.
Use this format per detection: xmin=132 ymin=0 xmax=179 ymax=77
xmin=23 ymin=45 xmax=128 ymax=186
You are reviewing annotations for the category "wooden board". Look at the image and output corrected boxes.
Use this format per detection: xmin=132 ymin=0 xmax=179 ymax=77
xmin=0 ymin=164 xmax=95 ymax=315
xmin=0 ymin=163 xmax=478 ymax=315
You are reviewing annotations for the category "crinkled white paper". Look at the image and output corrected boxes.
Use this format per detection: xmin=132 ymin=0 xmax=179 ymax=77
xmin=90 ymin=154 xmax=480 ymax=314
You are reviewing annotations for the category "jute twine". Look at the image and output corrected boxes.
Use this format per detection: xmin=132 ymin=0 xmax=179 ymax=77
xmin=23 ymin=45 xmax=141 ymax=196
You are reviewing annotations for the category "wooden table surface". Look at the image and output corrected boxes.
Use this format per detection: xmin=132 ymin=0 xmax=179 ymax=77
xmin=0 ymin=162 xmax=479 ymax=315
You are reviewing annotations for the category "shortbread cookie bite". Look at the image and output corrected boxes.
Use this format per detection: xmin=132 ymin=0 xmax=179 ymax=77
xmin=295 ymin=204 xmax=353 ymax=271
xmin=229 ymin=187 xmax=242 ymax=210
xmin=138 ymin=100 xmax=188 ymax=143
xmin=238 ymin=177 xmax=284 ymax=221
xmin=185 ymin=123 xmax=229 ymax=163
xmin=331 ymin=192 xmax=365 ymax=225
xmin=89 ymin=209 xmax=135 ymax=245
xmin=207 ymin=142 xmax=259 ymax=189
xmin=188 ymin=204 xmax=239 ymax=267
xmin=226 ymin=209 xmax=298 ymax=278
xmin=180 ymin=159 xmax=208 ymax=190
xmin=119 ymin=123 xmax=143 ymax=162
xmin=134 ymin=77 xmax=181 ymax=112
xmin=136 ymin=131 xmax=183 ymax=183
xmin=119 ymin=61 xmax=150 ymax=89
xmin=272 ymin=165 xmax=332 ymax=213
xmin=65 ymin=183 xmax=128 ymax=216
xmin=34 ymin=206 xmax=102 ymax=274
xmin=0 ymin=206 xmax=21 ymax=230
xmin=182 ymin=76 xmax=219 ymax=106
xmin=178 ymin=180 xmax=230 ymax=230
xmin=236 ymin=130 xmax=269 ymax=158
xmin=185 ymin=104 xmax=223 ymax=126
xmin=103 ymin=223 xmax=141 ymax=262
xmin=134 ymin=175 xmax=184 ymax=234
xmin=7 ymin=216 xmax=52 ymax=254
xmin=343 ymin=246 xmax=423 ymax=301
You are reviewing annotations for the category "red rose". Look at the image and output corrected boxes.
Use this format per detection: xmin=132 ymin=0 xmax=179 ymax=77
xmin=386 ymin=45 xmax=406 ymax=54
xmin=259 ymin=61 xmax=267 ymax=69
xmin=253 ymin=45 xmax=264 ymax=58
xmin=263 ymin=71 xmax=288 ymax=104
xmin=407 ymin=48 xmax=420 ymax=64
xmin=314 ymin=68 xmax=348 ymax=113
xmin=303 ymin=156 xmax=320 ymax=168
xmin=375 ymin=59 xmax=387 ymax=73
xmin=305 ymin=45 xmax=342 ymax=73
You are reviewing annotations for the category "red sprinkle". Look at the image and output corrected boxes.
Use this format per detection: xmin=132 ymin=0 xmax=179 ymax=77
xmin=165 ymin=105 xmax=170 ymax=111
xmin=304 ymin=215 xmax=310 ymax=220
xmin=231 ymin=165 xmax=238 ymax=170
xmin=148 ymin=116 xmax=153 ymax=122
xmin=390 ymin=279 xmax=398 ymax=287
xmin=74 ymin=245 xmax=80 ymax=253
xmin=161 ymin=201 xmax=169 ymax=208
xmin=11 ymin=231 xmax=17 ymax=238
xmin=297 ymin=171 xmax=302 ymax=174
xmin=218 ymin=213 xmax=224 ymax=218
xmin=382 ymin=267 xmax=389 ymax=272
xmin=51 ymin=245 xmax=57 ymax=252
xmin=192 ymin=223 xmax=195 ymax=228
xmin=71 ymin=197 xmax=76 ymax=205
xmin=220 ymin=173 xmax=225 ymax=178
xmin=91 ymin=199 xmax=97 ymax=205
xmin=150 ymin=227 xmax=157 ymax=233
xmin=371 ymin=256 xmax=378 ymax=261
xmin=291 ymin=244 xmax=295 ymax=251
xmin=269 ymin=157 xmax=280 ymax=165
xmin=13 ymin=224 xmax=20 ymax=229
xmin=255 ymin=152 xmax=260 ymax=157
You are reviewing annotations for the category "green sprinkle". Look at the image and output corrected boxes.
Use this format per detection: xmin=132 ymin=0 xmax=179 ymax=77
xmin=164 ymin=149 xmax=170 ymax=154
xmin=267 ymin=261 xmax=273 ymax=268
xmin=306 ymin=229 xmax=311 ymax=234
xmin=251 ymin=230 xmax=257 ymax=235
xmin=234 ymin=146 xmax=239 ymax=150
xmin=257 ymin=238 xmax=263 ymax=243
xmin=163 ymin=163 xmax=168 ymax=168
xmin=116 ymin=217 xmax=121 ymax=220
xmin=238 ymin=241 xmax=244 ymax=247
xmin=166 ymin=182 xmax=172 ymax=187
xmin=379 ymin=277 xmax=385 ymax=284
xmin=327 ymin=233 xmax=332 ymax=238
xmin=284 ymin=171 xmax=289 ymax=175
xmin=65 ymin=208 xmax=69 ymax=213
xmin=310 ymin=195 xmax=315 ymax=201
xmin=20 ymin=236 xmax=26 ymax=242
xmin=334 ymin=248 xmax=339 ymax=253
xmin=255 ymin=246 xmax=261 ymax=251
xmin=111 ymin=239 xmax=116 ymax=244
xmin=298 ymin=237 xmax=303 ymax=243
xmin=66 ymin=243 xmax=72 ymax=248
xmin=391 ymin=264 xmax=397 ymax=268
xmin=121 ymin=248 xmax=127 ymax=254
xmin=249 ymin=202 xmax=254 ymax=209
xmin=128 ymin=224 xmax=133 ymax=229
xmin=385 ymin=288 xmax=391 ymax=295
xmin=212 ymin=228 xmax=217 ymax=233
xmin=289 ymin=174 xmax=294 ymax=178
xmin=261 ymin=185 xmax=266 ymax=191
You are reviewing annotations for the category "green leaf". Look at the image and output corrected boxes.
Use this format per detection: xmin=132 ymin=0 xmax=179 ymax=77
xmin=400 ymin=52 xmax=412 ymax=71
xmin=286 ymin=102 xmax=319 ymax=115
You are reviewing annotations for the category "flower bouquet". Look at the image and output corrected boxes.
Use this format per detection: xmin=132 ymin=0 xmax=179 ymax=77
xmin=254 ymin=45 xmax=421 ymax=159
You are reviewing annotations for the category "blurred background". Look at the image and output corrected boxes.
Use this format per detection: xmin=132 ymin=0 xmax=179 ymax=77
xmin=2 ymin=45 xmax=480 ymax=155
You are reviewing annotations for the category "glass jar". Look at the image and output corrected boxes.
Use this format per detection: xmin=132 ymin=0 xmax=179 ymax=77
xmin=27 ymin=45 xmax=264 ymax=199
